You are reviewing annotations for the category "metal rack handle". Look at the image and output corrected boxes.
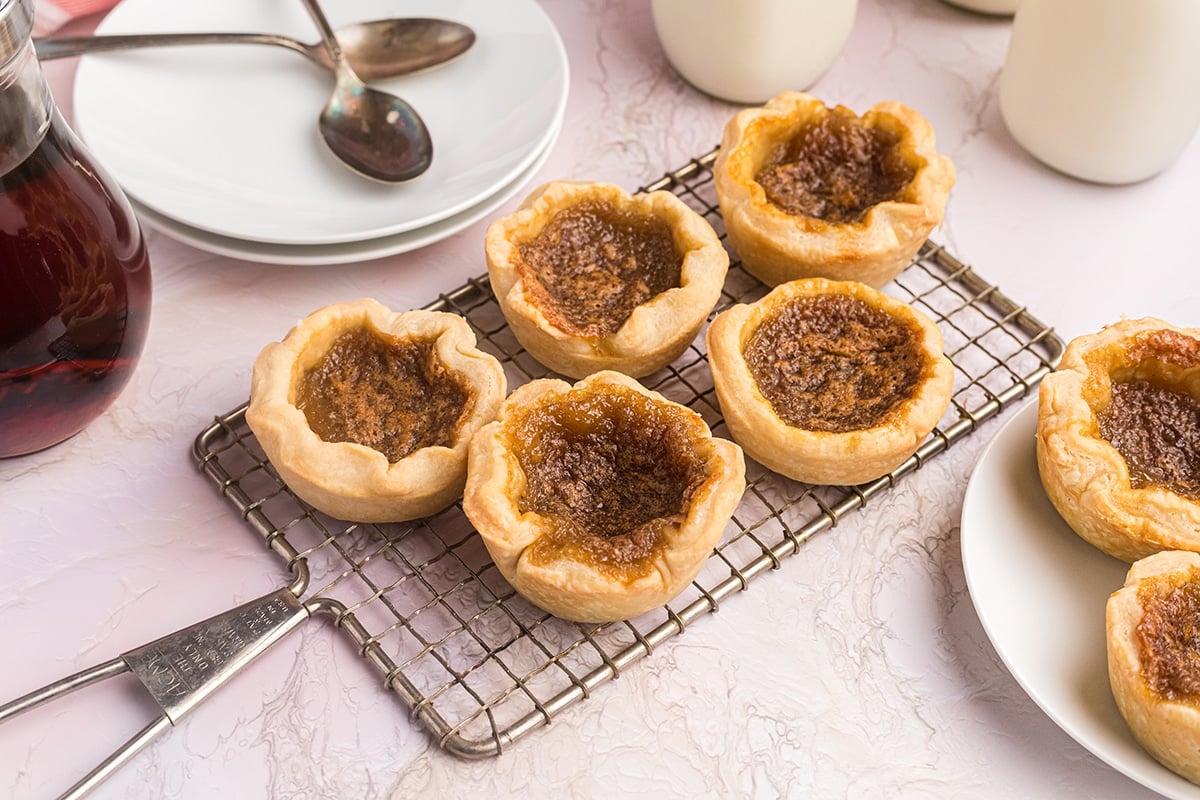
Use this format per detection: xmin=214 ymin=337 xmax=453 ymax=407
xmin=0 ymin=588 xmax=310 ymax=799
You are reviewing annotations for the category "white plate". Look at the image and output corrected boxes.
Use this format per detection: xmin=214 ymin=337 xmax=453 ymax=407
xmin=134 ymin=112 xmax=559 ymax=266
xmin=73 ymin=0 xmax=568 ymax=245
xmin=961 ymin=399 xmax=1200 ymax=800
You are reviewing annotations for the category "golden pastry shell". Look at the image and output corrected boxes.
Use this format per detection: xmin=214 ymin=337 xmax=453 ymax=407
xmin=1036 ymin=317 xmax=1200 ymax=562
xmin=706 ymin=278 xmax=954 ymax=486
xmin=246 ymin=298 xmax=506 ymax=523
xmin=713 ymin=91 xmax=956 ymax=289
xmin=484 ymin=180 xmax=729 ymax=379
xmin=1107 ymin=550 xmax=1200 ymax=785
xmin=462 ymin=370 xmax=746 ymax=623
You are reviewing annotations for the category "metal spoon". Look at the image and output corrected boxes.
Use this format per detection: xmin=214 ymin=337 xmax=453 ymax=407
xmin=298 ymin=0 xmax=432 ymax=183
xmin=34 ymin=18 xmax=475 ymax=82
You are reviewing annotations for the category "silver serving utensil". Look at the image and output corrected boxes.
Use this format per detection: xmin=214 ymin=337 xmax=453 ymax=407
xmin=35 ymin=18 xmax=475 ymax=82
xmin=299 ymin=0 xmax=432 ymax=182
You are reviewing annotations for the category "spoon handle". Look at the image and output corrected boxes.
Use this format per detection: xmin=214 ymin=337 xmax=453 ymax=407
xmin=296 ymin=0 xmax=348 ymax=69
xmin=35 ymin=31 xmax=311 ymax=62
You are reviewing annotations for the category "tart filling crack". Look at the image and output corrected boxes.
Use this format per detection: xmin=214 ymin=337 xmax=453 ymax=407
xmin=713 ymin=91 xmax=955 ymax=289
xmin=1037 ymin=317 xmax=1200 ymax=562
xmin=706 ymin=278 xmax=954 ymax=486
xmin=247 ymin=298 xmax=506 ymax=523
xmin=485 ymin=180 xmax=728 ymax=379
xmin=463 ymin=370 xmax=746 ymax=623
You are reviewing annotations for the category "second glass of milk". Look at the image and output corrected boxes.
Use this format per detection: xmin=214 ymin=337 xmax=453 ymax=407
xmin=651 ymin=0 xmax=858 ymax=105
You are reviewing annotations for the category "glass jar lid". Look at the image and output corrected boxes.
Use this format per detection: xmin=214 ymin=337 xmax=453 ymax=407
xmin=0 ymin=0 xmax=34 ymax=64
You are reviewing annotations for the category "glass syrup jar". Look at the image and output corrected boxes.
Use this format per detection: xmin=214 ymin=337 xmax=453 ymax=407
xmin=0 ymin=0 xmax=152 ymax=457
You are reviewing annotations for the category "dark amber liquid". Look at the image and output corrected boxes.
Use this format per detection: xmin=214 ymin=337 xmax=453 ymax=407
xmin=0 ymin=108 xmax=151 ymax=457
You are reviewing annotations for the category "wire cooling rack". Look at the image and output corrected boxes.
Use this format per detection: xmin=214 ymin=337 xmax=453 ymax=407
xmin=193 ymin=146 xmax=1064 ymax=758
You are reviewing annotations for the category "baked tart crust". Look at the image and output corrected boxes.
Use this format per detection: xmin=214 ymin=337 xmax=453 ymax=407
xmin=1107 ymin=550 xmax=1200 ymax=785
xmin=1037 ymin=317 xmax=1200 ymax=562
xmin=484 ymin=180 xmax=729 ymax=379
xmin=247 ymin=298 xmax=506 ymax=523
xmin=463 ymin=370 xmax=746 ymax=623
xmin=713 ymin=91 xmax=956 ymax=289
xmin=706 ymin=277 xmax=954 ymax=485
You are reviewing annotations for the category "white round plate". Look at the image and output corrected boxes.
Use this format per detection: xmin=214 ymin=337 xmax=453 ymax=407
xmin=134 ymin=113 xmax=560 ymax=266
xmin=73 ymin=0 xmax=568 ymax=245
xmin=961 ymin=399 xmax=1200 ymax=800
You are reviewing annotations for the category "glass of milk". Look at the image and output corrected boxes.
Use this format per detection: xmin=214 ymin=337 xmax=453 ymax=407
xmin=651 ymin=0 xmax=858 ymax=104
xmin=999 ymin=0 xmax=1200 ymax=183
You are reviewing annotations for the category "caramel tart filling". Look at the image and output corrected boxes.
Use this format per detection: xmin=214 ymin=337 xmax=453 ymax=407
xmin=744 ymin=293 xmax=925 ymax=433
xmin=516 ymin=200 xmax=682 ymax=337
xmin=1098 ymin=380 xmax=1200 ymax=499
xmin=756 ymin=112 xmax=915 ymax=224
xmin=296 ymin=327 xmax=472 ymax=463
xmin=1137 ymin=567 xmax=1200 ymax=701
xmin=510 ymin=385 xmax=706 ymax=579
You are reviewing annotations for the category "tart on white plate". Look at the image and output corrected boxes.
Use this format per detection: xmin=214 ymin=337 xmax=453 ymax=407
xmin=1037 ymin=317 xmax=1200 ymax=562
xmin=1108 ymin=550 xmax=1200 ymax=786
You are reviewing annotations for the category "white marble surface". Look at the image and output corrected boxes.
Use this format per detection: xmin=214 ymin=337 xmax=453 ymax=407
xmin=2 ymin=1 xmax=1197 ymax=798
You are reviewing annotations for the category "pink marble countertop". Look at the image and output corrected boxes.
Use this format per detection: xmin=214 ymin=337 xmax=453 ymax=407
xmin=3 ymin=1 xmax=1197 ymax=798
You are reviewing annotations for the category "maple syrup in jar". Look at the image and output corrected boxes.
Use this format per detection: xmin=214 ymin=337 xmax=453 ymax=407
xmin=0 ymin=0 xmax=151 ymax=457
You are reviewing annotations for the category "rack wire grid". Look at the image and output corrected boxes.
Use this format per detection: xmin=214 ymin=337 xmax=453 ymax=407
xmin=193 ymin=145 xmax=1065 ymax=758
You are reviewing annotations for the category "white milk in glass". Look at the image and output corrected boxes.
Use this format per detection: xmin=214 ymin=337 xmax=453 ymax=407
xmin=651 ymin=0 xmax=857 ymax=104
xmin=999 ymin=0 xmax=1200 ymax=183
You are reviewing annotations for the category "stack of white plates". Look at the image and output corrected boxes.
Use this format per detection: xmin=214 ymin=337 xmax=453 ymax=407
xmin=72 ymin=0 xmax=569 ymax=265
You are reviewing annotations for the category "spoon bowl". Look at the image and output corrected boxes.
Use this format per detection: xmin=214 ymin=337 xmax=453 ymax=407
xmin=35 ymin=18 xmax=475 ymax=82
xmin=320 ymin=65 xmax=433 ymax=182
xmin=300 ymin=0 xmax=433 ymax=182
xmin=330 ymin=18 xmax=475 ymax=80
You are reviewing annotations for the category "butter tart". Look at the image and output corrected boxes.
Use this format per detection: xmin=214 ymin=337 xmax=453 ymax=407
xmin=463 ymin=370 xmax=746 ymax=623
xmin=1037 ymin=317 xmax=1200 ymax=562
xmin=246 ymin=298 xmax=506 ymax=523
xmin=713 ymin=91 xmax=956 ymax=288
xmin=484 ymin=180 xmax=729 ymax=379
xmin=1107 ymin=550 xmax=1200 ymax=785
xmin=706 ymin=278 xmax=954 ymax=485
